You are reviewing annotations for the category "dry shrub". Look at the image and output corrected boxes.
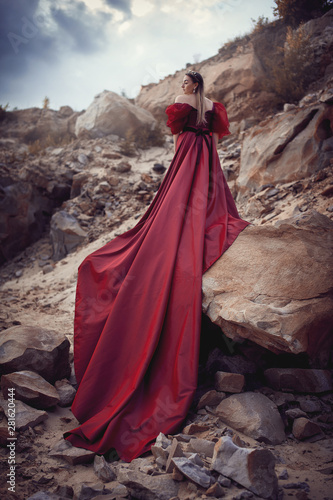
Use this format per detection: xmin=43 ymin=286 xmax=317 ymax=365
xmin=28 ymin=132 xmax=74 ymax=155
xmin=262 ymin=24 xmax=314 ymax=104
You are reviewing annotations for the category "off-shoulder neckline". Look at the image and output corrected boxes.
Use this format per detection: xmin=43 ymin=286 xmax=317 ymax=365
xmin=174 ymin=102 xmax=215 ymax=114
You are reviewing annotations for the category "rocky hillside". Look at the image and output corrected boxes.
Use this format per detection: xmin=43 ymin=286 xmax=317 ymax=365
xmin=0 ymin=9 xmax=333 ymax=500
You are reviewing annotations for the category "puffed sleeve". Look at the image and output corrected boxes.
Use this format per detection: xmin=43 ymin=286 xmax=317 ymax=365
xmin=211 ymin=102 xmax=231 ymax=139
xmin=165 ymin=103 xmax=191 ymax=134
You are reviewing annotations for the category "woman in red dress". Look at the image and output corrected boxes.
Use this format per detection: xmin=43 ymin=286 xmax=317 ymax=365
xmin=64 ymin=71 xmax=249 ymax=462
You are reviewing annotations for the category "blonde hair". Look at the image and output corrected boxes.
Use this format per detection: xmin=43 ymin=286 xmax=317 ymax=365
xmin=186 ymin=70 xmax=206 ymax=125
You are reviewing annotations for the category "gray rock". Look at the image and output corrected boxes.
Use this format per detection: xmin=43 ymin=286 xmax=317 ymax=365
xmin=1 ymin=370 xmax=60 ymax=409
xmin=55 ymin=379 xmax=76 ymax=407
xmin=299 ymin=399 xmax=322 ymax=413
xmin=188 ymin=438 xmax=215 ymax=458
xmin=27 ymin=493 xmax=60 ymax=500
xmin=0 ymin=397 xmax=48 ymax=430
xmin=49 ymin=438 xmax=95 ymax=465
xmin=0 ymin=325 xmax=70 ymax=383
xmin=265 ymin=368 xmax=333 ymax=393
xmin=211 ymin=436 xmax=278 ymax=499
xmin=165 ymin=437 xmax=184 ymax=473
xmin=216 ymin=392 xmax=286 ymax=445
xmin=50 ymin=211 xmax=87 ymax=261
xmin=172 ymin=456 xmax=212 ymax=489
xmin=93 ymin=455 xmax=116 ymax=482
xmin=117 ymin=468 xmax=179 ymax=500
xmin=151 ymin=432 xmax=172 ymax=465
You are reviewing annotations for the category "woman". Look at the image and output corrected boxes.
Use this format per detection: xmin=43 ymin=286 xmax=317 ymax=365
xmin=64 ymin=70 xmax=249 ymax=462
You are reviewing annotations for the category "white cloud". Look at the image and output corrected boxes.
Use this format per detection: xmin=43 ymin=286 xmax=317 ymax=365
xmin=0 ymin=0 xmax=276 ymax=111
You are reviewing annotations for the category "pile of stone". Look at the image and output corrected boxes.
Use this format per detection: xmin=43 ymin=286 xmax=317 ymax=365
xmin=1 ymin=321 xmax=332 ymax=500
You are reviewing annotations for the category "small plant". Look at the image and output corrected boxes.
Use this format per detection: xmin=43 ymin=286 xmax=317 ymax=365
xmin=251 ymin=15 xmax=270 ymax=34
xmin=43 ymin=96 xmax=50 ymax=109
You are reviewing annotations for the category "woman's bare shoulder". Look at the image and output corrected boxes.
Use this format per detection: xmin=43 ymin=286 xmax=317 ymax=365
xmin=204 ymin=98 xmax=214 ymax=111
xmin=175 ymin=95 xmax=194 ymax=105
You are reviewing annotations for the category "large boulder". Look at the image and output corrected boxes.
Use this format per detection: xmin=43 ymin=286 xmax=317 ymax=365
xmin=237 ymin=103 xmax=333 ymax=195
xmin=0 ymin=325 xmax=71 ymax=383
xmin=215 ymin=392 xmax=286 ymax=444
xmin=202 ymin=211 xmax=333 ymax=362
xmin=75 ymin=90 xmax=156 ymax=139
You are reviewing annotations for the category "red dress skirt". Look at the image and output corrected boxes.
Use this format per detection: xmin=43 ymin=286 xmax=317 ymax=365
xmin=64 ymin=102 xmax=249 ymax=461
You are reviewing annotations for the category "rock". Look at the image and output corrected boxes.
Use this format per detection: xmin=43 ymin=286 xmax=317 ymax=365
xmin=49 ymin=438 xmax=95 ymax=465
xmin=117 ymin=468 xmax=179 ymax=500
xmin=75 ymin=482 xmax=111 ymax=500
xmin=211 ymin=436 xmax=278 ymax=499
xmin=0 ymin=397 xmax=48 ymax=430
xmin=27 ymin=493 xmax=60 ymax=500
xmin=70 ymin=172 xmax=91 ymax=198
xmin=183 ymin=423 xmax=210 ymax=434
xmin=299 ymin=399 xmax=322 ymax=413
xmin=292 ymin=417 xmax=322 ymax=440
xmin=197 ymin=389 xmax=225 ymax=409
xmin=264 ymin=368 xmax=333 ymax=393
xmin=42 ymin=264 xmax=54 ymax=274
xmin=216 ymin=392 xmax=286 ymax=445
xmin=218 ymin=475 xmax=231 ymax=487
xmin=151 ymin=432 xmax=172 ymax=464
xmin=172 ymin=456 xmax=212 ymax=489
xmin=0 ymin=325 xmax=71 ymax=383
xmin=320 ymin=88 xmax=333 ymax=104
xmin=278 ymin=469 xmax=289 ymax=480
xmin=206 ymin=481 xmax=225 ymax=497
xmin=50 ymin=211 xmax=87 ymax=260
xmin=285 ymin=408 xmax=308 ymax=419
xmin=215 ymin=372 xmax=245 ymax=393
xmin=238 ymin=104 xmax=333 ymax=194
xmin=53 ymin=485 xmax=74 ymax=498
xmin=93 ymin=455 xmax=116 ymax=482
xmin=0 ymin=181 xmax=55 ymax=265
xmin=1 ymin=371 xmax=60 ymax=409
xmin=115 ymin=161 xmax=132 ymax=173
xmin=165 ymin=438 xmax=184 ymax=473
xmin=55 ymin=379 xmax=76 ymax=406
xmin=202 ymin=211 xmax=333 ymax=362
xmin=188 ymin=438 xmax=215 ymax=458
xmin=75 ymin=90 xmax=156 ymax=139
xmin=152 ymin=163 xmax=166 ymax=174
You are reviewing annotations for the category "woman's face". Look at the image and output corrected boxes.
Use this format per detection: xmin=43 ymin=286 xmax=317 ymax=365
xmin=181 ymin=75 xmax=197 ymax=95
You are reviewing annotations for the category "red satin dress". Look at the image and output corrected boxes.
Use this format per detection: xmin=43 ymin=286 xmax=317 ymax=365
xmin=64 ymin=102 xmax=250 ymax=462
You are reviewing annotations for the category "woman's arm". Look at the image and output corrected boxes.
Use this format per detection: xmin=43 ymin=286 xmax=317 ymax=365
xmin=212 ymin=132 xmax=219 ymax=149
xmin=173 ymin=133 xmax=179 ymax=153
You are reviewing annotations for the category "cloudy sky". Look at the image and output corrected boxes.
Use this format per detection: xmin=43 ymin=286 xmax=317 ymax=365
xmin=0 ymin=0 xmax=276 ymax=111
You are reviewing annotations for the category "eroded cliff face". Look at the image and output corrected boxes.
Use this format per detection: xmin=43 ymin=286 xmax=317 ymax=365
xmin=135 ymin=10 xmax=333 ymax=127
